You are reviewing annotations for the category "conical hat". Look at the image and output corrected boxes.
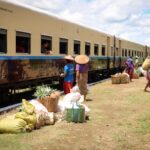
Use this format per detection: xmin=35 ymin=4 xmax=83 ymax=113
xmin=64 ymin=55 xmax=74 ymax=61
xmin=75 ymin=55 xmax=89 ymax=64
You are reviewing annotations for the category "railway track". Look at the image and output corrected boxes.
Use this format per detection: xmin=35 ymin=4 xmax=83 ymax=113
xmin=0 ymin=78 xmax=109 ymax=114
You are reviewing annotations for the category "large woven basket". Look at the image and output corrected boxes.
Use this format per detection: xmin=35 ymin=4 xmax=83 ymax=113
xmin=111 ymin=75 xmax=121 ymax=84
xmin=142 ymin=56 xmax=150 ymax=70
xmin=38 ymin=92 xmax=59 ymax=112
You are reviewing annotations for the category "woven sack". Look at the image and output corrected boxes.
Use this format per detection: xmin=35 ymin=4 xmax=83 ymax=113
xmin=142 ymin=56 xmax=150 ymax=70
xmin=111 ymin=75 xmax=121 ymax=84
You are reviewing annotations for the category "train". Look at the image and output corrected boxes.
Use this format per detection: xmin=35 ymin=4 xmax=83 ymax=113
xmin=0 ymin=1 xmax=150 ymax=105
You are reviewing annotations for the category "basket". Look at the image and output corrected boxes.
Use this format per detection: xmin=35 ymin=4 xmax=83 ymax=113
xmin=38 ymin=93 xmax=59 ymax=112
xmin=111 ymin=75 xmax=121 ymax=84
xmin=133 ymin=73 xmax=139 ymax=79
xmin=142 ymin=56 xmax=150 ymax=70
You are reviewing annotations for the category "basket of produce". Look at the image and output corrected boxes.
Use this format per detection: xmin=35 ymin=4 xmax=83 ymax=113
xmin=142 ymin=56 xmax=150 ymax=70
xmin=34 ymin=85 xmax=60 ymax=112
xmin=111 ymin=74 xmax=121 ymax=84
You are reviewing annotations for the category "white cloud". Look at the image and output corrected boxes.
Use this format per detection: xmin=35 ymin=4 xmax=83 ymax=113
xmin=4 ymin=0 xmax=150 ymax=46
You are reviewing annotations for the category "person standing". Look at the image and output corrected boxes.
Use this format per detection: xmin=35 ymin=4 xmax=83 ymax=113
xmin=144 ymin=67 xmax=150 ymax=92
xmin=75 ymin=55 xmax=89 ymax=101
xmin=60 ymin=55 xmax=74 ymax=94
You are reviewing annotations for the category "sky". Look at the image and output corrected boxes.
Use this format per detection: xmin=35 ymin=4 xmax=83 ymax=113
xmin=5 ymin=0 xmax=150 ymax=46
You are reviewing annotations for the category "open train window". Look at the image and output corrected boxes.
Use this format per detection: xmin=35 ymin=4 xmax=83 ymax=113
xmin=111 ymin=47 xmax=113 ymax=56
xmin=122 ymin=49 xmax=124 ymax=57
xmin=59 ymin=38 xmax=68 ymax=54
xmin=41 ymin=35 xmax=52 ymax=54
xmin=85 ymin=42 xmax=90 ymax=55
xmin=0 ymin=29 xmax=7 ymax=53
xmin=116 ymin=48 xmax=118 ymax=56
xmin=125 ymin=49 xmax=127 ymax=56
xmin=74 ymin=40 xmax=80 ymax=54
xmin=128 ymin=50 xmax=131 ymax=56
xmin=102 ymin=45 xmax=105 ymax=56
xmin=16 ymin=31 xmax=30 ymax=53
xmin=94 ymin=44 xmax=99 ymax=55
xmin=132 ymin=51 xmax=134 ymax=57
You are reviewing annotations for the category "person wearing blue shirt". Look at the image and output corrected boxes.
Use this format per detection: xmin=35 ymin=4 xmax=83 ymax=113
xmin=60 ymin=55 xmax=74 ymax=94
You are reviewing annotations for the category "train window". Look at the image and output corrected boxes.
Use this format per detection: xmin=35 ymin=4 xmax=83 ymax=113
xmin=116 ymin=48 xmax=118 ymax=56
xmin=122 ymin=49 xmax=124 ymax=57
xmin=102 ymin=45 xmax=105 ymax=56
xmin=135 ymin=51 xmax=136 ymax=56
xmin=41 ymin=35 xmax=52 ymax=54
xmin=16 ymin=31 xmax=30 ymax=53
xmin=132 ymin=51 xmax=134 ymax=57
xmin=59 ymin=38 xmax=68 ymax=54
xmin=94 ymin=44 xmax=99 ymax=55
xmin=85 ymin=42 xmax=90 ymax=55
xmin=128 ymin=50 xmax=131 ymax=56
xmin=125 ymin=49 xmax=127 ymax=56
xmin=74 ymin=40 xmax=80 ymax=54
xmin=0 ymin=29 xmax=7 ymax=53
xmin=111 ymin=47 xmax=113 ymax=56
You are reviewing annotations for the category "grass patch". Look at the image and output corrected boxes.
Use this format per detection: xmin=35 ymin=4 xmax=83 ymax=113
xmin=136 ymin=113 xmax=150 ymax=134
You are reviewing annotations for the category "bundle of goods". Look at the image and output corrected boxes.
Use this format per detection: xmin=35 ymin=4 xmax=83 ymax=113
xmin=142 ymin=56 xmax=150 ymax=70
xmin=65 ymin=104 xmax=85 ymax=123
xmin=34 ymin=85 xmax=60 ymax=112
xmin=111 ymin=73 xmax=121 ymax=84
xmin=59 ymin=85 xmax=90 ymax=123
xmin=120 ymin=73 xmax=130 ymax=83
xmin=132 ymin=73 xmax=139 ymax=79
xmin=0 ymin=99 xmax=36 ymax=133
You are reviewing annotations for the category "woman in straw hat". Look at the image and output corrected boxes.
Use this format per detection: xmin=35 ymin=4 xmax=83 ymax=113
xmin=75 ymin=55 xmax=89 ymax=100
xmin=60 ymin=55 xmax=74 ymax=94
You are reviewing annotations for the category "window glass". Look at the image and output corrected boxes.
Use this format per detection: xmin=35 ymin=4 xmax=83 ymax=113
xmin=16 ymin=31 xmax=30 ymax=53
xmin=59 ymin=38 xmax=68 ymax=54
xmin=74 ymin=40 xmax=80 ymax=54
xmin=0 ymin=29 xmax=7 ymax=53
xmin=41 ymin=35 xmax=52 ymax=54
xmin=102 ymin=45 xmax=105 ymax=56
xmin=85 ymin=42 xmax=90 ymax=55
xmin=94 ymin=44 xmax=99 ymax=55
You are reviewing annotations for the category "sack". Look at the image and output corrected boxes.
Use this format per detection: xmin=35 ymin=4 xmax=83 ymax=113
xmin=0 ymin=118 xmax=27 ymax=133
xmin=65 ymin=105 xmax=85 ymax=123
xmin=142 ymin=57 xmax=150 ymax=70
xmin=15 ymin=112 xmax=36 ymax=127
xmin=22 ymin=99 xmax=35 ymax=115
xmin=120 ymin=73 xmax=130 ymax=83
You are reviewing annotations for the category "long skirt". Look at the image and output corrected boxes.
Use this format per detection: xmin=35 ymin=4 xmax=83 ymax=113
xmin=78 ymin=73 xmax=88 ymax=95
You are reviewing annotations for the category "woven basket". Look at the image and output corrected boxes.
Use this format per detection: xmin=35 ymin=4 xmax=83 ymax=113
xmin=38 ymin=92 xmax=59 ymax=112
xmin=111 ymin=75 xmax=121 ymax=84
xmin=133 ymin=73 xmax=139 ymax=79
xmin=142 ymin=57 xmax=150 ymax=70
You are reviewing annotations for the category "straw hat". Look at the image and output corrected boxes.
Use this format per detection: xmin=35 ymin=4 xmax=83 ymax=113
xmin=75 ymin=55 xmax=89 ymax=64
xmin=64 ymin=55 xmax=74 ymax=61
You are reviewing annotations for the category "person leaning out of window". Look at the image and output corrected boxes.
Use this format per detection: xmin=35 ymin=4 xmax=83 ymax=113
xmin=41 ymin=42 xmax=53 ymax=55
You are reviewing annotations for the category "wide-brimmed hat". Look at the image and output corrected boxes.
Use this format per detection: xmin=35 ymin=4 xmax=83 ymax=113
xmin=75 ymin=55 xmax=89 ymax=64
xmin=64 ymin=55 xmax=74 ymax=61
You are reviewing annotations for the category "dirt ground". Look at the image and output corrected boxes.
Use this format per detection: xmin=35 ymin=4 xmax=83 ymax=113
xmin=0 ymin=77 xmax=150 ymax=150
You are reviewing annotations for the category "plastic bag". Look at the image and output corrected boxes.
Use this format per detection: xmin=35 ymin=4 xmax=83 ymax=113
xmin=0 ymin=118 xmax=27 ymax=133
